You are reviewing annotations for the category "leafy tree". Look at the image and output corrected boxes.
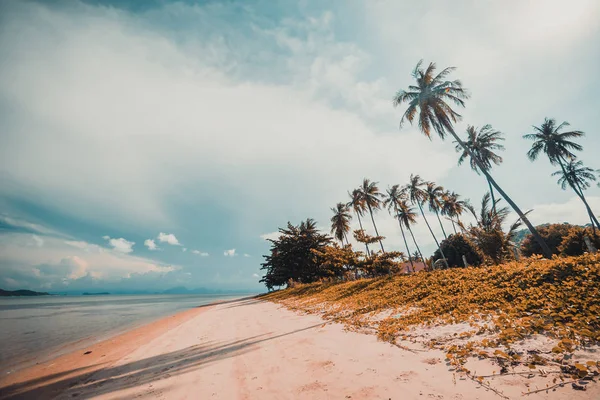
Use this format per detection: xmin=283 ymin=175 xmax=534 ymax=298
xmin=404 ymin=174 xmax=445 ymax=262
xmin=348 ymin=189 xmax=371 ymax=256
xmin=358 ymin=251 xmax=405 ymax=277
xmin=393 ymin=60 xmax=552 ymax=258
xmin=425 ymin=181 xmax=448 ymax=240
xmin=384 ymin=184 xmax=415 ymax=271
xmin=311 ymin=244 xmax=359 ymax=280
xmin=520 ymin=223 xmax=574 ymax=257
xmin=330 ymin=202 xmax=352 ymax=245
xmin=524 ymin=118 xmax=599 ymax=230
xmin=551 ymin=159 xmax=599 ymax=233
xmin=358 ymin=179 xmax=385 ymax=252
xmin=455 ymin=124 xmax=504 ymax=212
xmin=260 ymin=219 xmax=332 ymax=289
xmin=432 ymin=234 xmax=483 ymax=268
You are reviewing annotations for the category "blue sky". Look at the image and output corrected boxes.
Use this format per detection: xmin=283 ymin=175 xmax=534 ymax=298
xmin=0 ymin=0 xmax=599 ymax=292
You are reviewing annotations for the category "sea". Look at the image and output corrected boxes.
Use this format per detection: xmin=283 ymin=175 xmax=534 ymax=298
xmin=0 ymin=293 xmax=255 ymax=373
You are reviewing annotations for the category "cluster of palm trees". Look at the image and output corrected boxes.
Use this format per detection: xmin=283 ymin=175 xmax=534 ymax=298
xmin=331 ymin=60 xmax=598 ymax=264
xmin=331 ymin=177 xmax=469 ymax=270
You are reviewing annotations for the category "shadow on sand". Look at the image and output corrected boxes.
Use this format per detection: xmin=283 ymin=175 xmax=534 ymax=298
xmin=0 ymin=309 xmax=321 ymax=400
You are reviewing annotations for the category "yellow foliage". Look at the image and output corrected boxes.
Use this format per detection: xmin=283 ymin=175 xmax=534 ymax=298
xmin=264 ymin=254 xmax=600 ymax=368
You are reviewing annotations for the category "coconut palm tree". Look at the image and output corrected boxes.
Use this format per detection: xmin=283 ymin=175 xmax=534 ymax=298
xmin=384 ymin=185 xmax=414 ymax=271
xmin=425 ymin=182 xmax=448 ymax=240
xmin=330 ymin=202 xmax=352 ymax=245
xmin=348 ymin=189 xmax=370 ymax=256
xmin=455 ymin=124 xmax=505 ymax=212
xmin=552 ymin=159 xmax=598 ymax=232
xmin=393 ymin=60 xmax=552 ymax=258
xmin=398 ymin=199 xmax=424 ymax=266
xmin=524 ymin=118 xmax=599 ymax=230
xmin=404 ymin=174 xmax=445 ymax=262
xmin=358 ymin=179 xmax=385 ymax=252
xmin=442 ymin=191 xmax=467 ymax=234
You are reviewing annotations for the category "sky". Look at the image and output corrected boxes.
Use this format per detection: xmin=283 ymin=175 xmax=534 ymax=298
xmin=0 ymin=0 xmax=599 ymax=293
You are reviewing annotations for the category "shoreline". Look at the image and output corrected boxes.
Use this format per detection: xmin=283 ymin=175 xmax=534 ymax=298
xmin=0 ymin=296 xmax=252 ymax=400
xmin=2 ymin=296 xmax=598 ymax=399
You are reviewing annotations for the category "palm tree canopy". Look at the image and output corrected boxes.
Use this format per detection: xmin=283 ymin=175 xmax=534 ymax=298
xmin=393 ymin=60 xmax=469 ymax=138
xmin=552 ymin=159 xmax=597 ymax=191
xmin=347 ymin=189 xmax=367 ymax=216
xmin=358 ymin=178 xmax=382 ymax=210
xmin=441 ymin=191 xmax=466 ymax=218
xmin=425 ymin=182 xmax=445 ymax=213
xmin=396 ymin=199 xmax=418 ymax=229
xmin=523 ymin=118 xmax=584 ymax=165
xmin=383 ymin=184 xmax=406 ymax=214
xmin=330 ymin=202 xmax=352 ymax=243
xmin=404 ymin=174 xmax=428 ymax=205
xmin=455 ymin=124 xmax=505 ymax=173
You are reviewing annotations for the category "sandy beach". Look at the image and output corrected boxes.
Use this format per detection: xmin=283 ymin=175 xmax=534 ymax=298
xmin=1 ymin=297 xmax=598 ymax=400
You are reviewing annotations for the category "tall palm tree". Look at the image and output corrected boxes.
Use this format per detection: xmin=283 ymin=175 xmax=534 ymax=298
xmin=552 ymin=159 xmax=598 ymax=232
xmin=455 ymin=124 xmax=505 ymax=212
xmin=393 ymin=60 xmax=552 ymax=258
xmin=348 ymin=189 xmax=370 ymax=256
xmin=330 ymin=202 xmax=352 ymax=245
xmin=358 ymin=179 xmax=385 ymax=252
xmin=384 ymin=185 xmax=414 ymax=271
xmin=441 ymin=191 xmax=467 ymax=234
xmin=398 ymin=198 xmax=425 ymax=267
xmin=524 ymin=118 xmax=599 ymax=230
xmin=404 ymin=174 xmax=445 ymax=261
xmin=425 ymin=182 xmax=448 ymax=240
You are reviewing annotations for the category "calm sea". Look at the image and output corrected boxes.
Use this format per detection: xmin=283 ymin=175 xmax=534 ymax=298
xmin=0 ymin=293 xmax=255 ymax=373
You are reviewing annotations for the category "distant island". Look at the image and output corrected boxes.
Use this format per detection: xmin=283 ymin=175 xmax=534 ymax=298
xmin=0 ymin=288 xmax=50 ymax=297
xmin=82 ymin=292 xmax=110 ymax=296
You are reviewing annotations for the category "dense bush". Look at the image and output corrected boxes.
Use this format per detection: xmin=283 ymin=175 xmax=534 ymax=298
xmin=521 ymin=223 xmax=599 ymax=257
xmin=520 ymin=223 xmax=574 ymax=257
xmin=432 ymin=233 xmax=483 ymax=268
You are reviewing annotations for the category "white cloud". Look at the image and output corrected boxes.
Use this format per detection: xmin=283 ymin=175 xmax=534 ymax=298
xmin=103 ymin=236 xmax=135 ymax=253
xmin=182 ymin=247 xmax=187 ymax=252
xmin=252 ymin=273 xmax=259 ymax=278
xmin=144 ymin=239 xmax=158 ymax=251
xmin=157 ymin=232 xmax=181 ymax=246
xmin=32 ymin=235 xmax=44 ymax=247
xmin=243 ymin=253 xmax=251 ymax=257
xmin=192 ymin=250 xmax=209 ymax=256
xmin=530 ymin=196 xmax=600 ymax=227
xmin=224 ymin=249 xmax=236 ymax=257
xmin=260 ymin=232 xmax=280 ymax=241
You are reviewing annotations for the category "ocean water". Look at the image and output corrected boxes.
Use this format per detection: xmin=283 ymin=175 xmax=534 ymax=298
xmin=0 ymin=293 xmax=255 ymax=373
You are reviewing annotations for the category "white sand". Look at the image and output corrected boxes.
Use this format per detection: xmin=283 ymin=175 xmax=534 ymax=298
xmin=2 ymin=298 xmax=598 ymax=399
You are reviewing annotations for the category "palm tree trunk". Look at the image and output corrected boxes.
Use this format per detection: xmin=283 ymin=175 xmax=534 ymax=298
xmin=487 ymin=177 xmax=497 ymax=214
xmin=343 ymin=232 xmax=350 ymax=247
xmin=558 ymin=158 xmax=600 ymax=231
xmin=451 ymin=130 xmax=552 ymax=258
xmin=417 ymin=201 xmax=446 ymax=263
xmin=397 ymin=218 xmax=414 ymax=272
xmin=451 ymin=220 xmax=457 ymax=234
xmin=407 ymin=225 xmax=424 ymax=264
xmin=355 ymin=212 xmax=371 ymax=256
xmin=434 ymin=210 xmax=448 ymax=240
xmin=367 ymin=203 xmax=385 ymax=252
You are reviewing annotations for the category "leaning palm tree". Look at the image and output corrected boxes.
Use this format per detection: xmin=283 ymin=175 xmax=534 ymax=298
xmin=384 ymin=185 xmax=414 ymax=271
xmin=358 ymin=179 xmax=385 ymax=252
xmin=330 ymin=202 xmax=352 ymax=245
xmin=425 ymin=182 xmax=448 ymax=240
xmin=393 ymin=60 xmax=552 ymax=258
xmin=441 ymin=191 xmax=467 ymax=234
xmin=348 ymin=189 xmax=370 ymax=256
xmin=397 ymin=198 xmax=425 ymax=266
xmin=404 ymin=174 xmax=445 ymax=261
xmin=552 ymin=159 xmax=598 ymax=232
xmin=524 ymin=118 xmax=599 ymax=230
xmin=455 ymin=124 xmax=505 ymax=212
